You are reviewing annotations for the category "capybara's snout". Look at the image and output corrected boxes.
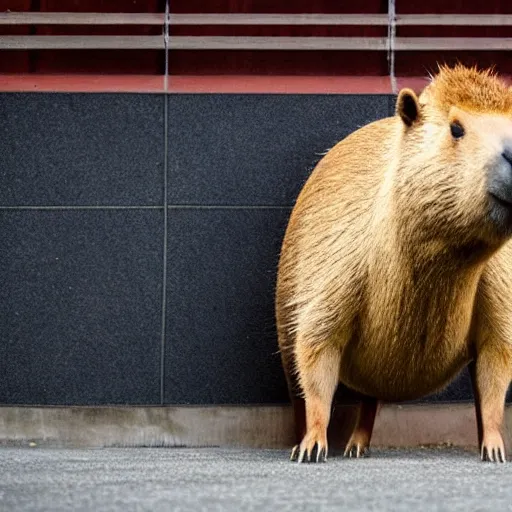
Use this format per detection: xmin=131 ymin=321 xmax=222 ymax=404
xmin=488 ymin=145 xmax=512 ymax=231
xmin=489 ymin=148 xmax=512 ymax=204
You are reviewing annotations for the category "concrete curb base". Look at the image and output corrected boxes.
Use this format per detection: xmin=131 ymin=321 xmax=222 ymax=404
xmin=0 ymin=404 xmax=510 ymax=450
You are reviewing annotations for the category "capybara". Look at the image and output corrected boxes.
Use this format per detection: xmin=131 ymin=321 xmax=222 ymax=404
xmin=276 ymin=64 xmax=512 ymax=463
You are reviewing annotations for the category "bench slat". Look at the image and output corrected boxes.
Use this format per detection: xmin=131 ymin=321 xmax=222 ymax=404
xmin=1 ymin=12 xmax=512 ymax=27
xmin=395 ymin=14 xmax=512 ymax=26
xmin=395 ymin=37 xmax=512 ymax=50
xmin=0 ymin=35 xmax=164 ymax=50
xmin=0 ymin=35 xmax=511 ymax=51
xmin=0 ymin=12 xmax=164 ymax=25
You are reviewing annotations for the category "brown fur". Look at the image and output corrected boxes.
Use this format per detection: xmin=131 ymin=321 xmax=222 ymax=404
xmin=276 ymin=64 xmax=512 ymax=463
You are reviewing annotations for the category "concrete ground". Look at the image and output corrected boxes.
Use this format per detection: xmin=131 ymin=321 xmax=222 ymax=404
xmin=1 ymin=447 xmax=512 ymax=511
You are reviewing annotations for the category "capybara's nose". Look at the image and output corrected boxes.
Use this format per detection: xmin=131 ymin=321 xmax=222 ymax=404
xmin=488 ymin=149 xmax=512 ymax=207
xmin=502 ymin=149 xmax=512 ymax=169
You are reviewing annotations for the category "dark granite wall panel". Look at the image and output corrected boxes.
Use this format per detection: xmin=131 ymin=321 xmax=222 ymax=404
xmin=0 ymin=209 xmax=163 ymax=405
xmin=167 ymin=94 xmax=390 ymax=206
xmin=164 ymin=207 xmax=290 ymax=404
xmin=0 ymin=93 xmax=164 ymax=207
xmin=420 ymin=371 xmax=474 ymax=403
xmin=0 ymin=91 xmax=495 ymax=406
xmin=426 ymin=371 xmax=511 ymax=403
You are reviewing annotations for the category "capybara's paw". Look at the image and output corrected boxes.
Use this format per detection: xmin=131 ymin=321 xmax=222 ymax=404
xmin=290 ymin=431 xmax=328 ymax=463
xmin=343 ymin=431 xmax=370 ymax=458
xmin=481 ymin=431 xmax=506 ymax=463
xmin=343 ymin=441 xmax=369 ymax=459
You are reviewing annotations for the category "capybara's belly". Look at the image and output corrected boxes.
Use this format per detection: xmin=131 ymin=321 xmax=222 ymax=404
xmin=338 ymin=334 xmax=471 ymax=402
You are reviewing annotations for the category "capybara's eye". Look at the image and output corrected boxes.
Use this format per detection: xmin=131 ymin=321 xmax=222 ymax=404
xmin=450 ymin=122 xmax=465 ymax=139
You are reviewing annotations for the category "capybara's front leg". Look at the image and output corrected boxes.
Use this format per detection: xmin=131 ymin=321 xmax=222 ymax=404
xmin=290 ymin=342 xmax=340 ymax=463
xmin=470 ymin=346 xmax=512 ymax=463
xmin=344 ymin=397 xmax=379 ymax=458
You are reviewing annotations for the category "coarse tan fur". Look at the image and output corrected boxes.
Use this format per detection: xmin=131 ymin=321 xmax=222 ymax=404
xmin=276 ymin=64 xmax=512 ymax=463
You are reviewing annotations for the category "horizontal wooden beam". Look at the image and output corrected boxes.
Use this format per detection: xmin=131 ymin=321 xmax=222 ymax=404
xmin=0 ymin=12 xmax=165 ymax=25
xmin=0 ymin=35 xmax=164 ymax=50
xmin=175 ymin=13 xmax=512 ymax=27
xmin=174 ymin=36 xmax=512 ymax=51
xmin=0 ymin=12 xmax=388 ymax=26
xmin=395 ymin=37 xmax=512 ymax=50
xmin=395 ymin=14 xmax=512 ymax=26
xmin=169 ymin=36 xmax=388 ymax=50
xmin=1 ymin=35 xmax=511 ymax=51
xmin=169 ymin=13 xmax=389 ymax=26
xmin=1 ymin=12 xmax=512 ymax=27
xmin=0 ymin=35 xmax=386 ymax=50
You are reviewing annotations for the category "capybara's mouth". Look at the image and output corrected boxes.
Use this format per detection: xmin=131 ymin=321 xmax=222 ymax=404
xmin=488 ymin=192 xmax=512 ymax=235
xmin=489 ymin=192 xmax=512 ymax=210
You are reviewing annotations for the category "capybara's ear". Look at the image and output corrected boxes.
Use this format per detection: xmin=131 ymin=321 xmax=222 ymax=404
xmin=396 ymin=88 xmax=421 ymax=127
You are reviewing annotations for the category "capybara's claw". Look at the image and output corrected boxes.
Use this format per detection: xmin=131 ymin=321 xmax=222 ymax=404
xmin=344 ymin=431 xmax=370 ymax=459
xmin=315 ymin=444 xmax=327 ymax=463
xmin=292 ymin=433 xmax=328 ymax=463
xmin=481 ymin=431 xmax=506 ymax=463
xmin=343 ymin=443 xmax=369 ymax=459
xmin=290 ymin=445 xmax=299 ymax=461
xmin=482 ymin=445 xmax=506 ymax=463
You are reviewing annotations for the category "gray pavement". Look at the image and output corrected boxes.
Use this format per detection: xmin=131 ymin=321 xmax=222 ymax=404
xmin=1 ymin=446 xmax=511 ymax=511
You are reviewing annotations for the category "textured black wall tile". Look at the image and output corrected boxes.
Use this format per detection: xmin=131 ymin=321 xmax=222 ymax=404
xmin=0 ymin=209 xmax=163 ymax=405
xmin=167 ymin=94 xmax=390 ymax=206
xmin=0 ymin=91 xmax=501 ymax=408
xmin=0 ymin=93 xmax=164 ymax=206
xmin=388 ymin=94 xmax=397 ymax=118
xmin=418 ymin=370 xmax=473 ymax=403
xmin=165 ymin=207 xmax=290 ymax=404
xmin=422 ymin=369 xmax=511 ymax=403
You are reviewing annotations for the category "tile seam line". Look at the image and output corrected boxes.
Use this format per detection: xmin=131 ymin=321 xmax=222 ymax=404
xmin=160 ymin=94 xmax=168 ymax=406
xmin=167 ymin=205 xmax=294 ymax=210
xmin=0 ymin=205 xmax=163 ymax=210
xmin=160 ymin=1 xmax=170 ymax=406
xmin=0 ymin=205 xmax=294 ymax=210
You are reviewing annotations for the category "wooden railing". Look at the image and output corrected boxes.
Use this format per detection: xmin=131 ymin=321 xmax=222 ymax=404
xmin=1 ymin=10 xmax=511 ymax=91
xmin=0 ymin=12 xmax=511 ymax=51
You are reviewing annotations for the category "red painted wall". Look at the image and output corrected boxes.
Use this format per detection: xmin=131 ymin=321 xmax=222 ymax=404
xmin=1 ymin=1 xmax=511 ymax=76
xmin=0 ymin=0 xmax=31 ymax=72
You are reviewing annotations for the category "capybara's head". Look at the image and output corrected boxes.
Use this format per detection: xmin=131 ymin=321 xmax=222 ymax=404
xmin=394 ymin=64 xmax=512 ymax=247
